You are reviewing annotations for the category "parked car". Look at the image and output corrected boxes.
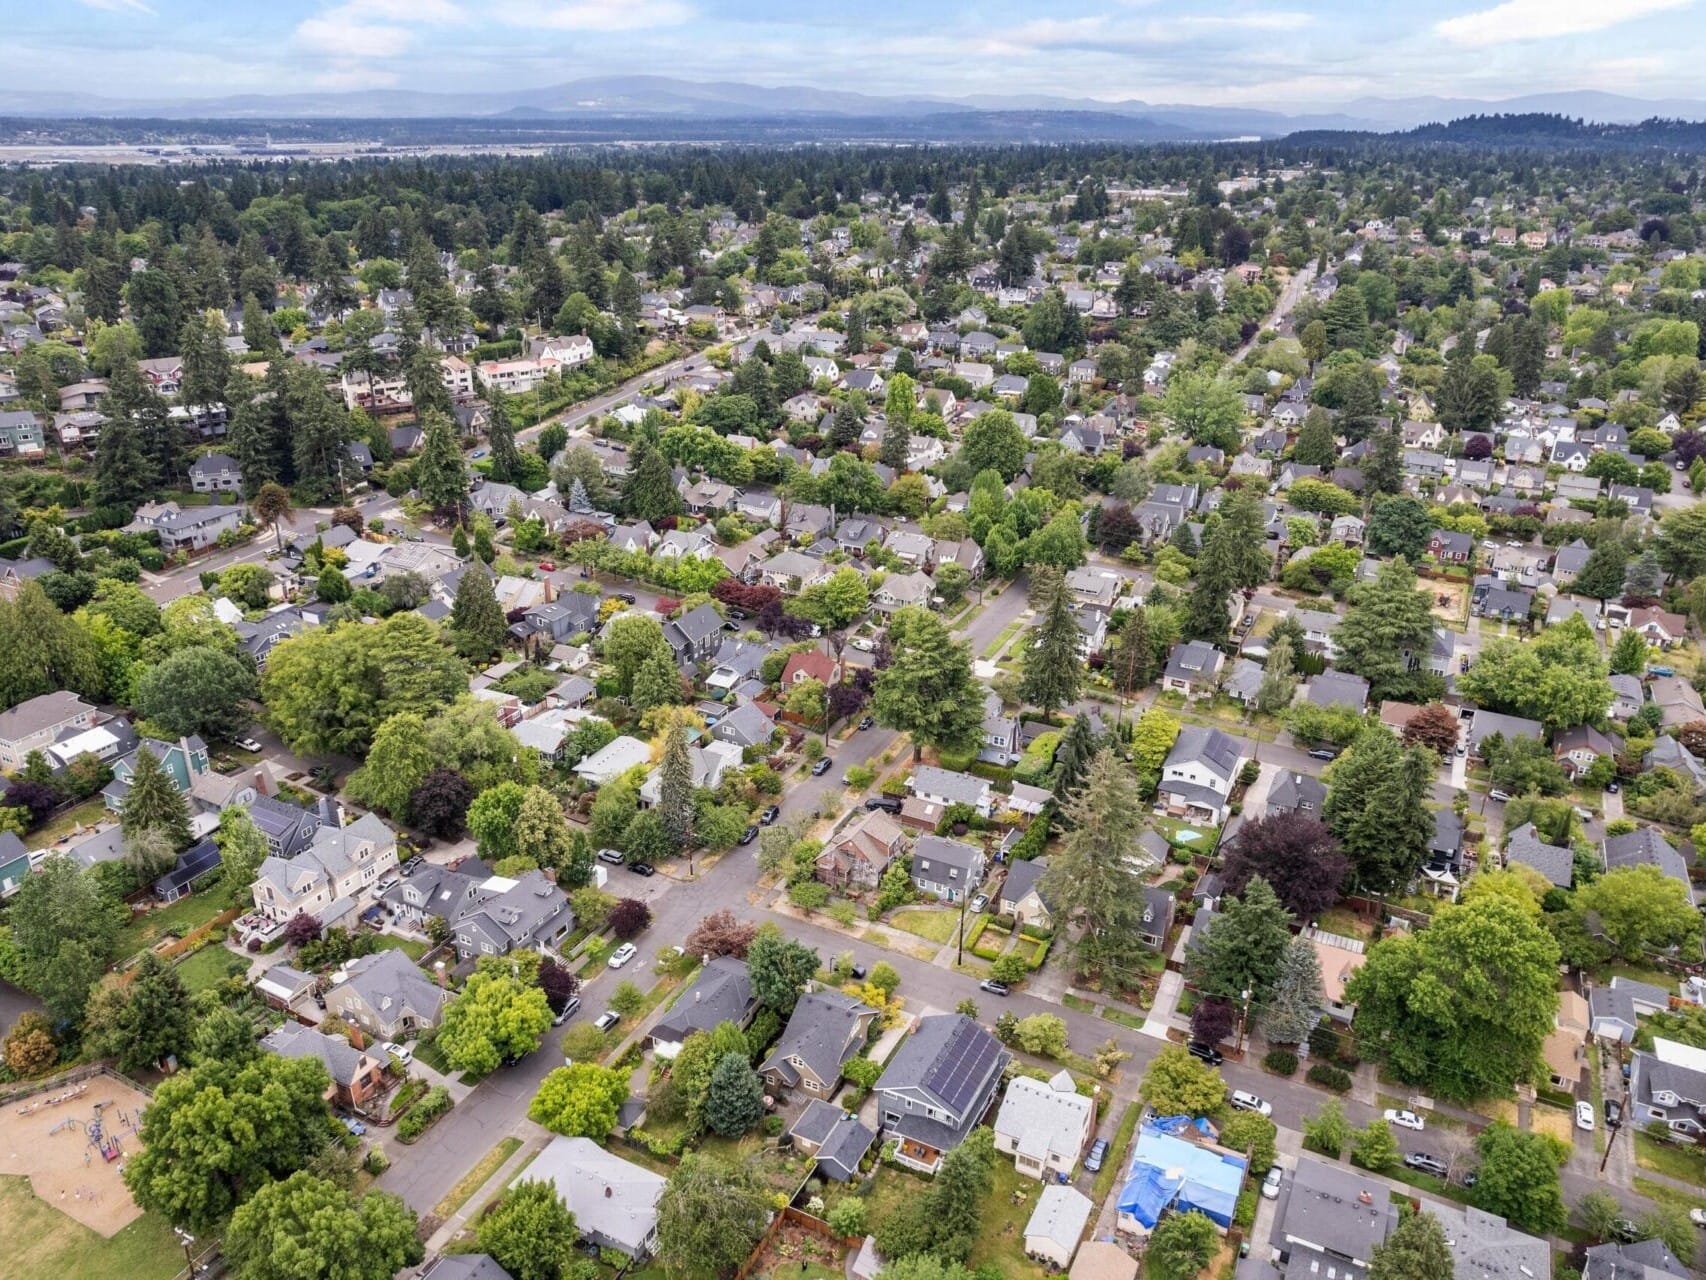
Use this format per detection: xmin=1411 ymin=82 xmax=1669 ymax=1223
xmin=1261 ymin=1166 xmax=1283 ymax=1199
xmin=849 ymin=963 xmax=867 ymax=980
xmin=858 ymin=715 xmax=875 ymax=730
xmin=593 ymin=1010 xmax=621 ymax=1033
xmin=1085 ymin=1139 xmax=1110 ymax=1173
xmin=1307 ymin=748 xmax=1337 ymax=761
xmin=759 ymin=805 xmax=781 ymax=825
xmin=1488 ymin=789 xmax=1513 ymax=803
xmin=1186 ymin=1041 xmax=1224 ymax=1066
xmin=1575 ymin=1101 xmax=1595 ymax=1131
xmin=979 ymin=979 xmax=1011 ymax=996
xmin=627 ymin=862 xmax=655 ymax=877
xmin=553 ymin=996 xmax=582 ymax=1026
xmin=1402 ymin=1152 xmax=1448 ymax=1176
xmin=607 ymin=943 xmax=638 ymax=969
xmin=1384 ymin=1109 xmax=1425 ymax=1131
xmin=865 ymin=795 xmax=903 ymax=813
xmin=597 ymin=848 xmax=625 ymax=864
xmin=1604 ymin=1098 xmax=1623 ymax=1127
xmin=850 ymin=637 xmax=875 ymax=652
xmin=1689 ymin=1207 xmax=1706 ymax=1228
xmin=1606 ymin=780 xmax=1620 ymax=794
xmin=811 ymin=757 xmax=834 ymax=776
xmin=381 ymin=1041 xmax=412 ymax=1066
xmin=233 ymin=735 xmax=264 ymax=752
xmin=1230 ymin=1090 xmax=1273 ymax=1117
xmin=342 ymin=1117 xmax=368 ymax=1137
xmin=739 ymin=825 xmax=759 ymax=846
xmin=969 ymin=894 xmax=989 ymax=914
xmin=1574 ymin=806 xmax=1595 ymax=821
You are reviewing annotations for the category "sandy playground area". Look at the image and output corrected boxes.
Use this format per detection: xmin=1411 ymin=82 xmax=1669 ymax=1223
xmin=0 ymin=1076 xmax=150 ymax=1237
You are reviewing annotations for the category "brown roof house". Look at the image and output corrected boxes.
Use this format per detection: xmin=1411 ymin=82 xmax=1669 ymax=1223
xmin=760 ymin=990 xmax=879 ymax=1098
xmin=262 ymin=1022 xmax=388 ymax=1111
xmin=817 ymin=810 xmax=907 ymax=892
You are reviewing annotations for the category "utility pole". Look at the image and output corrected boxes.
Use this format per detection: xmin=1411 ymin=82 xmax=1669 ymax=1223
xmin=956 ymin=888 xmax=969 ymax=967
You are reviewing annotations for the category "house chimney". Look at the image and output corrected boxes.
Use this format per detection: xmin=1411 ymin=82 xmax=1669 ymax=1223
xmin=1357 ymin=1191 xmax=1373 ymax=1206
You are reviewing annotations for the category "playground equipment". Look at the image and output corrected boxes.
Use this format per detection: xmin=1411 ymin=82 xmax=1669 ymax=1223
xmin=84 ymin=1104 xmax=124 ymax=1163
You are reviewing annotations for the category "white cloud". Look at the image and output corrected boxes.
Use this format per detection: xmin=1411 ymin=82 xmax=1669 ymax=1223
xmin=1436 ymin=0 xmax=1692 ymax=45
xmin=77 ymin=0 xmax=155 ymax=12
xmin=489 ymin=0 xmax=694 ymax=32
xmin=295 ymin=15 xmax=417 ymax=59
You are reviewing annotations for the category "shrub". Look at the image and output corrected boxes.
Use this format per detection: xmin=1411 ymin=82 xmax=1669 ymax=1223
xmin=396 ymin=1087 xmax=452 ymax=1142
xmin=1262 ymin=1049 xmax=1299 ymax=1077
xmin=1306 ymin=1063 xmax=1353 ymax=1093
xmin=609 ymin=898 xmax=652 ymax=939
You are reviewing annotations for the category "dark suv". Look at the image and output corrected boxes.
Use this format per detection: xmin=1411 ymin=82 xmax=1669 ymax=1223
xmin=1186 ymin=1041 xmax=1224 ymax=1066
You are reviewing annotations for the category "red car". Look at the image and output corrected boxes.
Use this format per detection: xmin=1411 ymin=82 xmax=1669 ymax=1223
xmin=537 ymin=561 xmax=556 ymax=572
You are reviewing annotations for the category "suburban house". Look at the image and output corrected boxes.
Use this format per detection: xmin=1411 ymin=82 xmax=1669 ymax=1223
xmin=0 ymin=690 xmax=99 ymax=771
xmin=1115 ymin=1118 xmax=1247 ymax=1236
xmin=188 ymin=452 xmax=243 ymax=493
xmin=1306 ymin=929 xmax=1368 ymax=1024
xmin=910 ymin=766 xmax=993 ymax=818
xmin=1158 ymin=726 xmax=1248 ymax=824
xmin=663 ymin=604 xmax=727 ymax=665
xmin=759 ymin=990 xmax=879 ymax=1097
xmin=1603 ymin=827 xmax=1695 ymax=906
xmin=1580 ymin=1239 xmax=1691 ymax=1280
xmin=251 ymin=813 xmax=400 ymax=928
xmin=126 ymin=500 xmax=244 ymax=552
xmin=994 ymin=1069 xmax=1094 ymax=1180
xmin=529 ymin=1137 xmax=665 ymax=1259
xmin=153 ymin=839 xmax=223 ymax=904
xmin=1543 ymin=989 xmax=1591 ymax=1090
xmin=0 ymin=832 xmax=30 ymax=898
xmin=1630 ymin=1037 xmax=1706 ymax=1137
xmin=1589 ymin=977 xmax=1671 ymax=1044
xmin=1424 ymin=1206 xmax=1548 ymax=1280
xmin=648 ymin=956 xmax=756 ymax=1060
xmin=573 ymin=735 xmax=652 ymax=787
xmin=262 ymin=1023 xmax=388 ymax=1111
xmin=788 ymin=1100 xmax=877 ymax=1182
xmin=998 ymin=858 xmax=1054 ymax=930
xmin=876 ymin=1014 xmax=1011 ymax=1174
xmin=446 ymin=869 xmax=576 ymax=961
xmin=1136 ymin=887 xmax=1176 ymax=952
xmin=322 ymin=948 xmax=449 ymax=1042
xmin=816 ymin=810 xmax=907 ymax=892
xmin=1504 ymin=822 xmax=1574 ymax=889
xmin=1265 ymin=771 xmax=1327 ymax=817
xmin=910 ymin=834 xmax=987 ymax=903
xmin=1271 ymin=1156 xmax=1397 ymax=1279
xmin=1161 ymin=641 xmax=1224 ymax=701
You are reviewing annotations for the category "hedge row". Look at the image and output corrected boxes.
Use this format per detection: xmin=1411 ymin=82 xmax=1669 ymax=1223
xmin=396 ymin=1086 xmax=452 ymax=1142
xmin=1305 ymin=1063 xmax=1352 ymax=1093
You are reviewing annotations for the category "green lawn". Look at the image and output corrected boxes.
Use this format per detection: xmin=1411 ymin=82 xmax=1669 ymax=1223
xmin=982 ymin=622 xmax=1023 ymax=660
xmin=173 ymin=944 xmax=250 ymax=993
xmin=889 ymin=909 xmax=962 ymax=945
xmin=966 ymin=1157 xmax=1048 ymax=1280
xmin=1314 ymin=906 xmax=1373 ymax=942
xmin=411 ymin=1035 xmax=453 ymax=1075
xmin=1634 ymin=1133 xmax=1706 ymax=1183
xmin=1381 ymin=1164 xmax=1473 ymax=1205
xmin=24 ymin=798 xmax=108 ymax=851
xmin=0 ymin=1176 xmax=183 ymax=1280
xmin=1634 ymin=1176 xmax=1706 ymax=1213
xmin=369 ymin=935 xmax=429 ymax=961
xmin=117 ymin=889 xmax=238 ymax=955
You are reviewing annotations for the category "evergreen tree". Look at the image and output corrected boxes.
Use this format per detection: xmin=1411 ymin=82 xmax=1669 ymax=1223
xmin=622 ymin=444 xmax=681 ymax=523
xmin=1051 ymin=713 xmax=1100 ymax=806
xmin=1323 ymin=730 xmax=1436 ymax=894
xmin=1573 ymin=538 xmax=1627 ymax=600
xmin=830 ymin=399 xmax=863 ymax=451
xmin=1334 ymin=558 xmax=1438 ymax=702
xmin=1261 ymin=935 xmax=1327 ymax=1045
xmin=1111 ymin=607 xmax=1156 ymax=694
xmin=1436 ymin=346 xmax=1499 ymax=434
xmin=1609 ymin=627 xmax=1649 ymax=676
xmin=1292 ymin=409 xmax=1337 ymax=466
xmin=871 ymin=607 xmax=985 ymax=761
xmin=1020 ymin=567 xmax=1082 ymax=719
xmin=93 ymin=398 xmax=154 ymax=507
xmin=86 ymin=953 xmax=193 ymax=1073
xmin=450 ymin=564 xmax=506 ymax=662
xmin=703 ymin=1051 xmax=765 ymax=1137
xmin=414 ymin=412 xmax=469 ymax=518
xmin=1041 ymin=749 xmax=1153 ymax=981
xmin=119 ymin=745 xmax=194 ymax=851
xmin=1186 ymin=876 xmax=1294 ymax=1010
xmin=485 ymin=385 xmax=521 ymax=484
xmin=1364 ymin=426 xmax=1403 ymax=497
xmin=657 ymin=719 xmax=696 ymax=848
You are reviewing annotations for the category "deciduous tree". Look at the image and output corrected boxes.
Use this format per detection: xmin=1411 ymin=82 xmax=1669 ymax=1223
xmin=528 ymin=1064 xmax=630 ymax=1139
xmin=224 ymin=1172 xmax=421 ymax=1280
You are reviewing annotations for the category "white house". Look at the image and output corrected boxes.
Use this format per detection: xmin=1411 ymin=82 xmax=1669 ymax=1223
xmin=994 ymin=1070 xmax=1094 ymax=1180
xmin=573 ymin=735 xmax=653 ymax=787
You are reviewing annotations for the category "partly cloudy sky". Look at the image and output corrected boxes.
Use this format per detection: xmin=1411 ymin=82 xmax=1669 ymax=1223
xmin=16 ymin=0 xmax=1703 ymax=106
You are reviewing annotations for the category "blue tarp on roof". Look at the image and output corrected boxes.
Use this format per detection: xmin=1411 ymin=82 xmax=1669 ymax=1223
xmin=1116 ymin=1119 xmax=1246 ymax=1230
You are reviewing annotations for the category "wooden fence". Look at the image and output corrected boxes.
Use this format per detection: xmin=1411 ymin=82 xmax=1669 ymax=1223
xmin=0 ymin=1063 xmax=151 ymax=1107
xmin=733 ymin=1206 xmax=864 ymax=1280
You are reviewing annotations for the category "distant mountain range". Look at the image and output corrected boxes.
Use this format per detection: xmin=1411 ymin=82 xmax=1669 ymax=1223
xmin=2 ymin=77 xmax=1704 ymax=137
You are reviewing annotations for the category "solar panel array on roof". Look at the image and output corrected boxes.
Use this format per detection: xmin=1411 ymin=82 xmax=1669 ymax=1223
xmin=929 ymin=1017 xmax=1005 ymax=1115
